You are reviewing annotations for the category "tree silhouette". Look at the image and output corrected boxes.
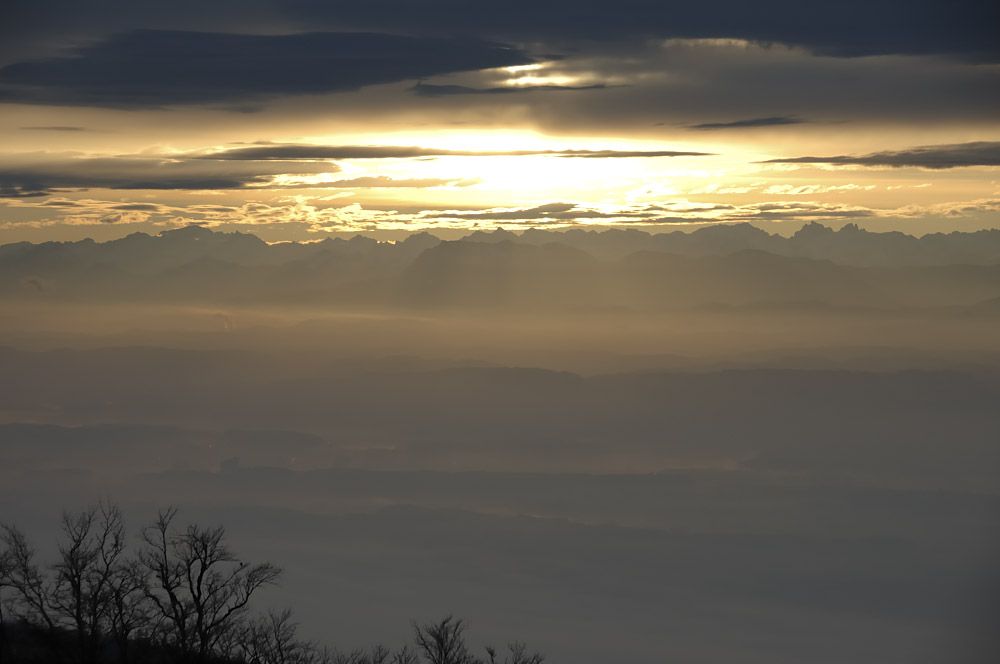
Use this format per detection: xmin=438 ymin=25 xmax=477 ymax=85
xmin=1 ymin=504 xmax=545 ymax=664
xmin=242 ymin=609 xmax=318 ymax=664
xmin=50 ymin=503 xmax=128 ymax=664
xmin=139 ymin=507 xmax=282 ymax=664
xmin=413 ymin=616 xmax=477 ymax=664
xmin=484 ymin=642 xmax=543 ymax=664
xmin=0 ymin=523 xmax=62 ymax=660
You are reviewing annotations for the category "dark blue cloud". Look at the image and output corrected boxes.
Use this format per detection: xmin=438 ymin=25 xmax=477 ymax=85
xmin=765 ymin=142 xmax=1000 ymax=169
xmin=0 ymin=154 xmax=337 ymax=197
xmin=304 ymin=0 xmax=999 ymax=60
xmin=0 ymin=30 xmax=533 ymax=107
xmin=1 ymin=1 xmax=995 ymax=72
xmin=411 ymin=82 xmax=608 ymax=96
xmin=688 ymin=117 xmax=805 ymax=130
xmin=199 ymin=144 xmax=712 ymax=160
xmin=0 ymin=144 xmax=712 ymax=198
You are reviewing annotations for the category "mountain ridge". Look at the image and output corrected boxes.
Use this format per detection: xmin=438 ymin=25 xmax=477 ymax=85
xmin=5 ymin=221 xmax=1000 ymax=269
xmin=4 ymin=223 xmax=1000 ymax=310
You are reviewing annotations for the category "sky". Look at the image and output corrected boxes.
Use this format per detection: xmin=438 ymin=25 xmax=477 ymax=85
xmin=1 ymin=0 xmax=998 ymax=243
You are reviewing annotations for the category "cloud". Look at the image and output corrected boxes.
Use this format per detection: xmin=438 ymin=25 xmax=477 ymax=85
xmin=885 ymin=197 xmax=1000 ymax=219
xmin=0 ymin=153 xmax=338 ymax=197
xmin=0 ymin=185 xmax=48 ymax=198
xmin=0 ymin=196 xmax=182 ymax=224
xmin=201 ymin=145 xmax=468 ymax=160
xmin=328 ymin=176 xmax=480 ymax=188
xmin=761 ymin=184 xmax=876 ymax=195
xmin=412 ymin=199 xmax=878 ymax=226
xmin=108 ymin=203 xmax=164 ymax=211
xmin=0 ymin=30 xmax=533 ymax=108
xmin=558 ymin=150 xmax=712 ymax=159
xmin=735 ymin=202 xmax=874 ymax=221
xmin=37 ymin=197 xmax=87 ymax=207
xmin=0 ymin=175 xmax=252 ymax=198
xmin=764 ymin=142 xmax=1000 ymax=169
xmin=97 ymin=210 xmax=151 ymax=224
xmin=200 ymin=144 xmax=712 ymax=160
xmin=427 ymin=203 xmax=586 ymax=221
xmin=421 ymin=202 xmax=667 ymax=223
xmin=5 ymin=20 xmax=995 ymax=132
xmin=2 ymin=143 xmax=708 ymax=199
xmin=1 ymin=0 xmax=996 ymax=66
xmin=688 ymin=116 xmax=805 ymax=130
xmin=328 ymin=0 xmax=1000 ymax=61
xmin=5 ymin=143 xmax=713 ymax=200
xmin=481 ymin=40 xmax=1000 ymax=137
xmin=411 ymin=82 xmax=609 ymax=96
xmin=13 ymin=191 xmax=1000 ymax=234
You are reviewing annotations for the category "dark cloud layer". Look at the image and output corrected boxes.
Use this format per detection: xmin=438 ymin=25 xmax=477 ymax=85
xmin=201 ymin=144 xmax=711 ymax=160
xmin=305 ymin=0 xmax=1000 ymax=60
xmin=561 ymin=150 xmax=710 ymax=159
xmin=411 ymin=82 xmax=608 ymax=96
xmin=2 ymin=0 xmax=996 ymax=64
xmin=204 ymin=145 xmax=469 ymax=160
xmin=108 ymin=203 xmax=163 ymax=211
xmin=326 ymin=176 xmax=479 ymax=188
xmin=767 ymin=142 xmax=1000 ymax=169
xmin=0 ymin=30 xmax=532 ymax=107
xmin=421 ymin=202 xmax=662 ymax=222
xmin=0 ymin=144 xmax=716 ymax=199
xmin=0 ymin=3 xmax=995 ymax=128
xmin=0 ymin=152 xmax=493 ymax=198
xmin=0 ymin=177 xmax=255 ymax=199
xmin=688 ymin=117 xmax=805 ymax=130
xmin=0 ymin=143 xmax=709 ymax=198
xmin=0 ymin=155 xmax=336 ymax=198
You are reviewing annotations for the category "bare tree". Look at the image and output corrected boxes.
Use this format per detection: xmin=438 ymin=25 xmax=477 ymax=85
xmin=139 ymin=507 xmax=282 ymax=663
xmin=329 ymin=650 xmax=367 ymax=664
xmin=0 ymin=542 xmax=11 ymax=664
xmin=413 ymin=616 xmax=479 ymax=664
xmin=0 ymin=523 xmax=61 ymax=660
xmin=390 ymin=645 xmax=420 ymax=664
xmin=48 ymin=502 xmax=129 ymax=664
xmin=484 ymin=642 xmax=544 ymax=664
xmin=243 ymin=609 xmax=322 ymax=664
xmin=106 ymin=558 xmax=154 ymax=664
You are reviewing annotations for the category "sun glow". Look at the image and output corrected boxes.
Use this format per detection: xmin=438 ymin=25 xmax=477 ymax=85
xmin=502 ymin=63 xmax=545 ymax=73
xmin=504 ymin=75 xmax=581 ymax=87
xmin=294 ymin=129 xmax=730 ymax=202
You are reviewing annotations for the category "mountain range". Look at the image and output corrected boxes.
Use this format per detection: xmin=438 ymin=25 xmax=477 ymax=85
xmin=3 ymin=223 xmax=1000 ymax=309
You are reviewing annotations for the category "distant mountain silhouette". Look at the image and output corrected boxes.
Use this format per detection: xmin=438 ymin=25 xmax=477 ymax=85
xmin=3 ymin=223 xmax=1000 ymax=308
xmin=400 ymin=240 xmax=1000 ymax=310
xmin=491 ymin=222 xmax=1000 ymax=266
xmin=401 ymin=240 xmax=601 ymax=307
